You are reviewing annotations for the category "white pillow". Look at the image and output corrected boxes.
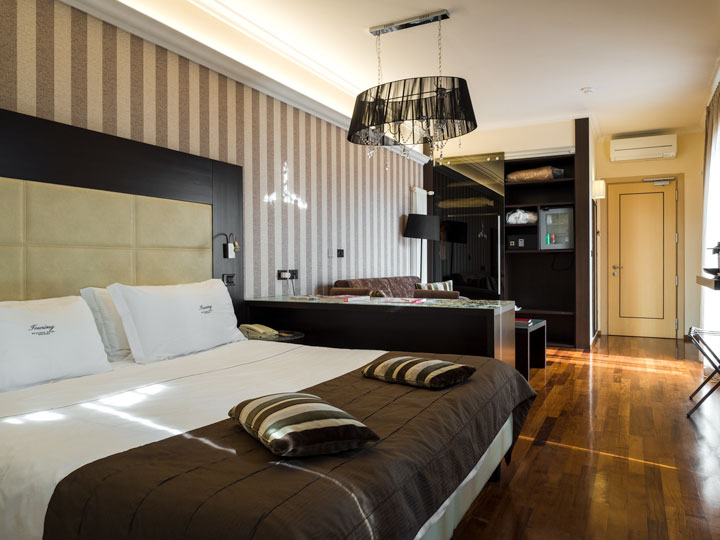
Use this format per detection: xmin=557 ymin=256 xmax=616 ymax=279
xmin=80 ymin=287 xmax=133 ymax=362
xmin=0 ymin=296 xmax=111 ymax=392
xmin=107 ymin=279 xmax=245 ymax=363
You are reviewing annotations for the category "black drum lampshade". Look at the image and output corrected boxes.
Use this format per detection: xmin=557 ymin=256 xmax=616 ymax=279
xmin=404 ymin=214 xmax=440 ymax=241
xmin=347 ymin=76 xmax=477 ymax=147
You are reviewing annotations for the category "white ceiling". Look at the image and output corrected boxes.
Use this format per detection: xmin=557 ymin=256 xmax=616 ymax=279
xmin=107 ymin=0 xmax=720 ymax=147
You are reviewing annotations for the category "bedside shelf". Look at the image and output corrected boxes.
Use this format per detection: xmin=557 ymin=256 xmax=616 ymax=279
xmin=518 ymin=308 xmax=575 ymax=316
xmin=505 ymin=201 xmax=575 ymax=209
xmin=505 ymin=178 xmax=575 ymax=187
xmin=506 ymin=249 xmax=575 ymax=254
xmin=697 ymin=275 xmax=720 ymax=290
xmin=505 ymin=223 xmax=538 ymax=228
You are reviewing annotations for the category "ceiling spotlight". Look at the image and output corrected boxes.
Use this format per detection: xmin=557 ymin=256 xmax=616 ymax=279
xmin=580 ymin=87 xmax=595 ymax=95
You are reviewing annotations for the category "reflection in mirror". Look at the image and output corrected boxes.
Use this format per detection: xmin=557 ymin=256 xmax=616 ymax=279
xmin=429 ymin=153 xmax=505 ymax=300
xmin=442 ymin=152 xmax=504 ymax=196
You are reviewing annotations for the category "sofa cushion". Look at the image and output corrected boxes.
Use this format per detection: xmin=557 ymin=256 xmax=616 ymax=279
xmin=415 ymin=280 xmax=454 ymax=291
xmin=334 ymin=276 xmax=420 ymax=298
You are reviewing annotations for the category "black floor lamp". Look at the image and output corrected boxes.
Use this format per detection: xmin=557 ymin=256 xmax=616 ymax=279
xmin=404 ymin=213 xmax=440 ymax=281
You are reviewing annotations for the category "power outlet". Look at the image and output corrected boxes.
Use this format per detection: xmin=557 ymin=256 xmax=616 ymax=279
xmin=336 ymin=249 xmax=344 ymax=258
xmin=221 ymin=273 xmax=236 ymax=286
xmin=277 ymin=269 xmax=299 ymax=280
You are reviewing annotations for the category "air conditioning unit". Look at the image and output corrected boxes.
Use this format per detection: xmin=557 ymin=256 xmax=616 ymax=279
xmin=610 ymin=134 xmax=677 ymax=162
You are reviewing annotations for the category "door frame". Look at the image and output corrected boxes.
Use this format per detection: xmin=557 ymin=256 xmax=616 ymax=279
xmin=599 ymin=174 xmax=685 ymax=339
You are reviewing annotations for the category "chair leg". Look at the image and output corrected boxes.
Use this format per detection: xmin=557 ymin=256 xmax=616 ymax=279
xmin=689 ymin=368 xmax=720 ymax=400
xmin=688 ymin=332 xmax=720 ymax=404
xmin=688 ymin=379 xmax=720 ymax=418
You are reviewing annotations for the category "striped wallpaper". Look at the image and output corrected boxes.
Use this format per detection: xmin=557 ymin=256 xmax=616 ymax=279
xmin=0 ymin=0 xmax=422 ymax=297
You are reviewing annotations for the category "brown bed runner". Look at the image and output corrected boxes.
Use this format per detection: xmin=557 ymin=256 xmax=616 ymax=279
xmin=44 ymin=352 xmax=536 ymax=540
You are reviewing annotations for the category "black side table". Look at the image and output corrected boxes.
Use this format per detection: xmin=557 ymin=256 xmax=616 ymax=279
xmin=515 ymin=319 xmax=547 ymax=380
xmin=250 ymin=330 xmax=305 ymax=343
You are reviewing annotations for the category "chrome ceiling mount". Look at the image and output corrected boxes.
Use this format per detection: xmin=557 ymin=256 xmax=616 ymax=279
xmin=369 ymin=9 xmax=449 ymax=36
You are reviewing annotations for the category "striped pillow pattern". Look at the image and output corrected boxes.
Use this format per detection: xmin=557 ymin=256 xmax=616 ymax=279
xmin=363 ymin=355 xmax=476 ymax=389
xmin=228 ymin=393 xmax=378 ymax=457
xmin=415 ymin=280 xmax=453 ymax=291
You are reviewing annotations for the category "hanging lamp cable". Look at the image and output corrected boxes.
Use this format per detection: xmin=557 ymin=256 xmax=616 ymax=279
xmin=437 ymin=17 xmax=442 ymax=77
xmin=376 ymin=34 xmax=383 ymax=85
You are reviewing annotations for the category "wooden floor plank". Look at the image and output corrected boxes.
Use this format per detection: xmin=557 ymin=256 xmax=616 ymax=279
xmin=455 ymin=335 xmax=719 ymax=539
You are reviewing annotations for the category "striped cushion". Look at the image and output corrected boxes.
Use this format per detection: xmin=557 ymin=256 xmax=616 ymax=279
xmin=362 ymin=355 xmax=476 ymax=389
xmin=228 ymin=393 xmax=378 ymax=457
xmin=415 ymin=280 xmax=453 ymax=291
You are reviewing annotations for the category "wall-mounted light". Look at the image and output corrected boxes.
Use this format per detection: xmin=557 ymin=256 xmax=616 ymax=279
xmin=219 ymin=233 xmax=240 ymax=259
xmin=592 ymin=179 xmax=606 ymax=200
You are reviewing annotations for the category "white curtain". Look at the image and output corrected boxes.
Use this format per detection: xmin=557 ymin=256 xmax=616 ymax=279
xmin=701 ymin=83 xmax=720 ymax=330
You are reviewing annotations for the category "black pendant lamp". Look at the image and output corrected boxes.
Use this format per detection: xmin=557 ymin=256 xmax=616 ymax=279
xmin=347 ymin=10 xmax=477 ymax=157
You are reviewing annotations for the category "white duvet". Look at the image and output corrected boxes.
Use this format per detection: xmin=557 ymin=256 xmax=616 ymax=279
xmin=0 ymin=340 xmax=385 ymax=540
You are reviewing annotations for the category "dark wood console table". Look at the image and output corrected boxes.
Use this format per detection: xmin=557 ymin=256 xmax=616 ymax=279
xmin=245 ymin=297 xmax=516 ymax=368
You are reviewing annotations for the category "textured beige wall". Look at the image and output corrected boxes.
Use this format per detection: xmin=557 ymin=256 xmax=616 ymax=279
xmin=594 ymin=132 xmax=705 ymax=332
xmin=0 ymin=0 xmax=422 ymax=298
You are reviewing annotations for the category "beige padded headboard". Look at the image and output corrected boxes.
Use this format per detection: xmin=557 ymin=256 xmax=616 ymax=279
xmin=0 ymin=177 xmax=212 ymax=301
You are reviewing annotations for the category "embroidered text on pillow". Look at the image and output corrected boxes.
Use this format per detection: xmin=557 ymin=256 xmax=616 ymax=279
xmin=28 ymin=324 xmax=55 ymax=336
xmin=199 ymin=305 xmax=213 ymax=314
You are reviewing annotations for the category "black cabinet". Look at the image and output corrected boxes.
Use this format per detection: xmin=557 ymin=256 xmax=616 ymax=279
xmin=421 ymin=119 xmax=591 ymax=348
xmin=503 ymin=118 xmax=591 ymax=348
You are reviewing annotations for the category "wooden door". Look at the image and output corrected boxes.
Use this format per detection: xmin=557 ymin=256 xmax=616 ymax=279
xmin=608 ymin=181 xmax=677 ymax=338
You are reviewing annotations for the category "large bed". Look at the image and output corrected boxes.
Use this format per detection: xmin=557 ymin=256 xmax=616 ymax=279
xmin=1 ymin=340 xmax=534 ymax=540
xmin=0 ymin=110 xmax=535 ymax=539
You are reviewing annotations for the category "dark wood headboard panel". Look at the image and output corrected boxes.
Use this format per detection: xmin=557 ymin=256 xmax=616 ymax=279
xmin=0 ymin=108 xmax=243 ymax=311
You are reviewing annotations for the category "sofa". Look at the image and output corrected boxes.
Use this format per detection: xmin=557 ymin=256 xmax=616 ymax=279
xmin=333 ymin=276 xmax=420 ymax=298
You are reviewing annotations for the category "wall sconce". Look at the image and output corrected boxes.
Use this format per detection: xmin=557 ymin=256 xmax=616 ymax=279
xmin=219 ymin=233 xmax=240 ymax=259
xmin=592 ymin=179 xmax=606 ymax=200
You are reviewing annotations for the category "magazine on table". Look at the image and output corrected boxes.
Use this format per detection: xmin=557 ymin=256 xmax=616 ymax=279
xmin=290 ymin=294 xmax=369 ymax=303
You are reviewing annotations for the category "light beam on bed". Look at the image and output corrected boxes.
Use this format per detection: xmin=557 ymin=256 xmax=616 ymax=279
xmin=273 ymin=461 xmax=376 ymax=540
xmin=81 ymin=402 xmax=183 ymax=435
xmin=100 ymin=391 xmax=149 ymax=408
xmin=81 ymin=402 xmax=237 ymax=455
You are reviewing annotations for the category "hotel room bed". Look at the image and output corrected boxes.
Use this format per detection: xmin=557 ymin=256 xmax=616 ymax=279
xmin=0 ymin=111 xmax=536 ymax=539
xmin=0 ymin=340 xmax=535 ymax=540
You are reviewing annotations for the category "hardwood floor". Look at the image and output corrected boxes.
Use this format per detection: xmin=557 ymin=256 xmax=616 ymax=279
xmin=455 ymin=335 xmax=720 ymax=539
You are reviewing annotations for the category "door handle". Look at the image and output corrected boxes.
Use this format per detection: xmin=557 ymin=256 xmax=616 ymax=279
xmin=612 ymin=265 xmax=623 ymax=269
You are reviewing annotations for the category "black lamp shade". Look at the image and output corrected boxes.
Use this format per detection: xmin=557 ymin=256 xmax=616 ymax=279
xmin=347 ymin=76 xmax=477 ymax=146
xmin=404 ymin=213 xmax=440 ymax=241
